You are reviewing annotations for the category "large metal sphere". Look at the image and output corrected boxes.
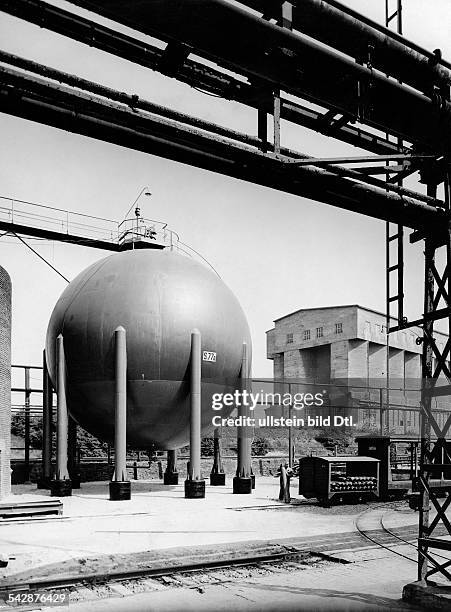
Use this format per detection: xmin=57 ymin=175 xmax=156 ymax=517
xmin=46 ymin=250 xmax=251 ymax=449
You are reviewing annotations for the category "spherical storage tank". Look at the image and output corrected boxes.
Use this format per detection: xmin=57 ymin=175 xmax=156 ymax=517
xmin=46 ymin=249 xmax=251 ymax=449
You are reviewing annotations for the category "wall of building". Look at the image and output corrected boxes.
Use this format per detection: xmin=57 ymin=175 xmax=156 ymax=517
xmin=330 ymin=340 xmax=348 ymax=379
xmin=348 ymin=340 xmax=368 ymax=380
xmin=273 ymin=353 xmax=284 ymax=379
xmin=267 ymin=306 xmax=357 ymax=359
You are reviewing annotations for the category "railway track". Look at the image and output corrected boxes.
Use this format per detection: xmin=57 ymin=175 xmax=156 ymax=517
xmin=355 ymin=506 xmax=417 ymax=563
xmin=355 ymin=506 xmax=451 ymax=565
xmin=0 ymin=547 xmax=330 ymax=609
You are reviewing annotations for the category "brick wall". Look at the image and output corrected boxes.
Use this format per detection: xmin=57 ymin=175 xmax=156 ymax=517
xmin=0 ymin=267 xmax=11 ymax=500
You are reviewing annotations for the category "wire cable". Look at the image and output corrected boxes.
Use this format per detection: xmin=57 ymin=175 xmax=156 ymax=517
xmin=11 ymin=232 xmax=70 ymax=283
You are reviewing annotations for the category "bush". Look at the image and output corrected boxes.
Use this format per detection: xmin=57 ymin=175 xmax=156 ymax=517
xmin=11 ymin=413 xmax=108 ymax=458
xmin=201 ymin=437 xmax=214 ymax=456
xmin=251 ymin=436 xmax=272 ymax=456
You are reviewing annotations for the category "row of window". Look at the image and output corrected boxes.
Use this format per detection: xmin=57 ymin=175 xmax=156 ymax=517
xmin=286 ymin=323 xmax=342 ymax=344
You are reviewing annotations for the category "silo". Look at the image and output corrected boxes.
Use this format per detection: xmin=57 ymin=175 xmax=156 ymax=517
xmin=0 ymin=267 xmax=11 ymax=500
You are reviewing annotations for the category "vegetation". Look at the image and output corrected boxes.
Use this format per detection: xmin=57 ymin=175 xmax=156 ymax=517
xmin=251 ymin=436 xmax=272 ymax=456
xmin=11 ymin=413 xmax=108 ymax=457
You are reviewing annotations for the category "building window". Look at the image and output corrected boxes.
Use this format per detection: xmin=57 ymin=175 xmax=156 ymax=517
xmin=303 ymin=330 xmax=310 ymax=341
xmin=335 ymin=323 xmax=343 ymax=334
xmin=286 ymin=333 xmax=293 ymax=344
xmin=316 ymin=327 xmax=323 ymax=338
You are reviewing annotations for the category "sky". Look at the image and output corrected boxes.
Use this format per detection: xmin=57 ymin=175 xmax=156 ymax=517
xmin=0 ymin=0 xmax=450 ymax=383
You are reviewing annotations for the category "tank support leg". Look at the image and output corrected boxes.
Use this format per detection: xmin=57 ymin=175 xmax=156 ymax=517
xmin=109 ymin=326 xmax=131 ymax=501
xmin=50 ymin=335 xmax=72 ymax=497
xmin=233 ymin=341 xmax=252 ymax=494
xmin=38 ymin=350 xmax=53 ymax=489
xmin=164 ymin=450 xmax=179 ymax=484
xmin=68 ymin=417 xmax=81 ymax=489
xmin=210 ymin=428 xmax=226 ymax=485
xmin=185 ymin=329 xmax=205 ymax=498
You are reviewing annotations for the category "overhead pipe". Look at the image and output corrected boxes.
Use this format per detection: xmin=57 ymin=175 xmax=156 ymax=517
xmin=0 ymin=52 xmax=437 ymax=206
xmin=4 ymin=0 xmax=449 ymax=147
xmin=66 ymin=0 xmax=451 ymax=149
xmin=0 ymin=65 xmax=446 ymax=232
xmin=0 ymin=1 xmax=430 ymax=155
xmin=240 ymin=0 xmax=451 ymax=94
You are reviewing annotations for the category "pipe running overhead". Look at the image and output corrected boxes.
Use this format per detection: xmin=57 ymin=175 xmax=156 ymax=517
xmin=64 ymin=0 xmax=451 ymax=149
xmin=0 ymin=65 xmax=445 ymax=232
xmin=239 ymin=0 xmax=451 ymax=95
xmin=0 ymin=0 xmax=406 ymax=156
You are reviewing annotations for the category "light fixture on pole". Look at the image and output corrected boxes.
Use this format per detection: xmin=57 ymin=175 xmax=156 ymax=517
xmin=122 ymin=187 xmax=152 ymax=249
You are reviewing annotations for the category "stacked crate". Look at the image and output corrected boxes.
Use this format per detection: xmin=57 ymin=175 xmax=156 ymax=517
xmin=299 ymin=456 xmax=380 ymax=504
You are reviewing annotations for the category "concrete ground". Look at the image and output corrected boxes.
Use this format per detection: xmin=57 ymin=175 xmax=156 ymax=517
xmin=0 ymin=479 xmax=420 ymax=580
xmin=0 ymin=478 xmax=439 ymax=610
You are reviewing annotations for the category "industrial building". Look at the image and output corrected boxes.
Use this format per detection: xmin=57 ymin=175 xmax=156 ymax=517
xmin=266 ymin=305 xmax=449 ymax=434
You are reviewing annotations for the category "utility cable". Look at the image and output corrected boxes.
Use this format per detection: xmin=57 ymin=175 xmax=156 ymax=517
xmin=12 ymin=232 xmax=70 ymax=283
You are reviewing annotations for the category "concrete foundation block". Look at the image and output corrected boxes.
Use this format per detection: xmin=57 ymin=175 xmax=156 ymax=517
xmin=403 ymin=581 xmax=451 ymax=611
xmin=109 ymin=480 xmax=131 ymax=501
xmin=233 ymin=476 xmax=252 ymax=494
xmin=210 ymin=472 xmax=226 ymax=486
xmin=184 ymin=479 xmax=205 ymax=498
xmin=163 ymin=472 xmax=179 ymax=485
xmin=50 ymin=479 xmax=72 ymax=497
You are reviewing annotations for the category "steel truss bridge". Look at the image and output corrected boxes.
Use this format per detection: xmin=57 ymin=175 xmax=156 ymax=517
xmin=1 ymin=0 xmax=451 ymax=584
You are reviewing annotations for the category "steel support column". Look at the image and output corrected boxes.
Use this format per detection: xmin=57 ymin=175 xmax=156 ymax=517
xmin=109 ymin=326 xmax=131 ymax=500
xmin=185 ymin=329 xmax=205 ymax=498
xmin=50 ymin=334 xmax=72 ymax=497
xmin=164 ymin=449 xmax=179 ymax=485
xmin=68 ymin=416 xmax=80 ymax=489
xmin=210 ymin=427 xmax=226 ymax=486
xmin=24 ymin=366 xmax=31 ymax=483
xmin=418 ymin=230 xmax=435 ymax=581
xmin=37 ymin=349 xmax=53 ymax=489
xmin=233 ymin=341 xmax=252 ymax=494
xmin=416 ymin=179 xmax=451 ymax=583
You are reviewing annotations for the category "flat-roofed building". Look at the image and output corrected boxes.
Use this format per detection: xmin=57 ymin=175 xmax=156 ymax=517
xmin=266 ymin=305 xmax=449 ymax=435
